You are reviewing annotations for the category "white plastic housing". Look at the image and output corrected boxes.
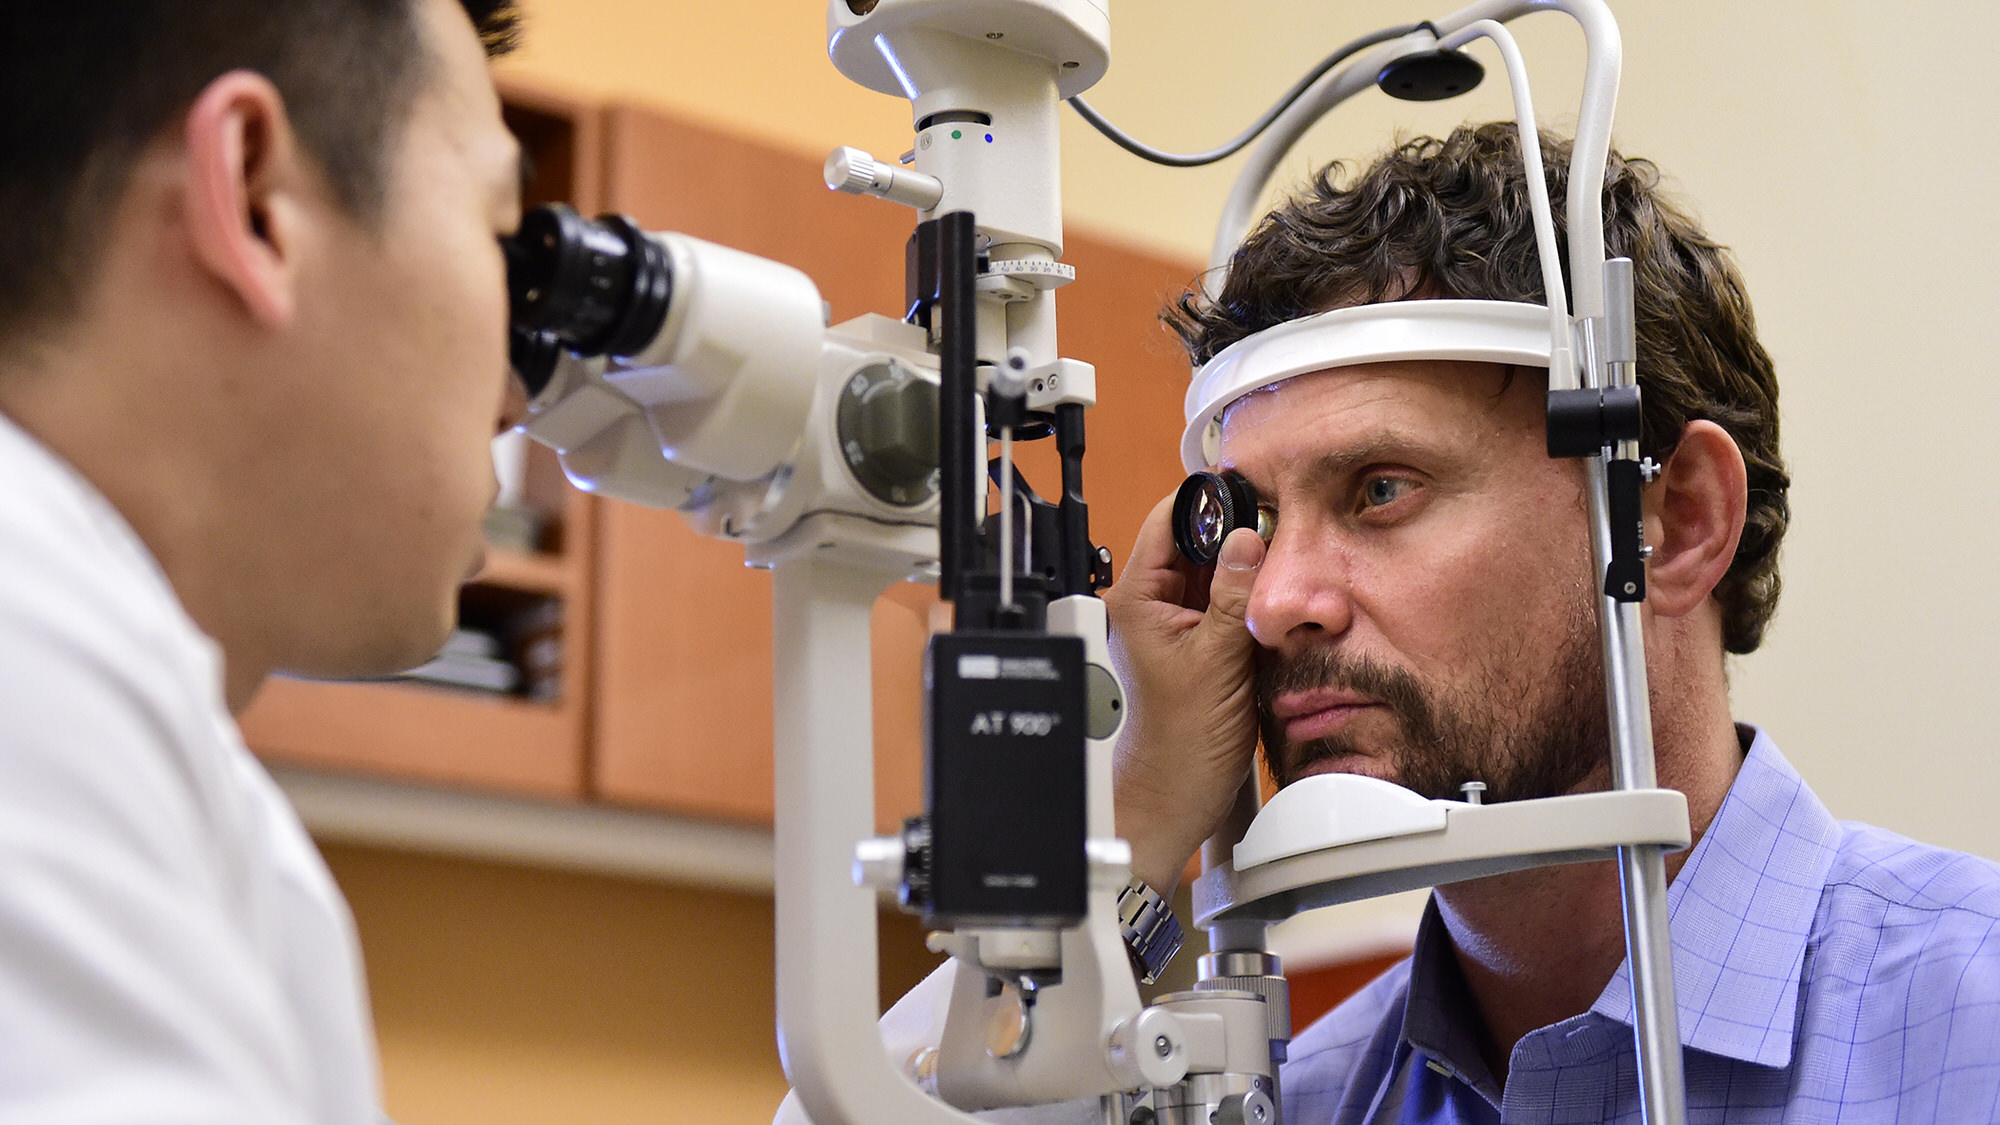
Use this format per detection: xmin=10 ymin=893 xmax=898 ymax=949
xmin=829 ymin=0 xmax=1107 ymax=255
xmin=519 ymin=357 xmax=711 ymax=511
xmin=516 ymin=232 xmax=830 ymax=513
xmin=1181 ymin=299 xmax=1552 ymax=470
xmin=828 ymin=0 xmax=1109 ymax=101
xmin=603 ymin=231 xmax=826 ymax=482
xmin=1196 ymin=788 xmax=1690 ymax=927
xmin=705 ymin=314 xmax=944 ymax=549
xmin=1232 ymin=774 xmax=1448 ymax=870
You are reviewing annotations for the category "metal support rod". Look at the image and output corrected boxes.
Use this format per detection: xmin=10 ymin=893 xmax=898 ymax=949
xmin=1618 ymin=841 xmax=1681 ymax=1121
xmin=936 ymin=211 xmax=980 ymax=606
xmin=1587 ymin=509 xmax=1686 ymax=1123
xmin=1593 ymin=251 xmax=1685 ymax=1125
xmin=999 ymin=429 xmax=1016 ymax=609
xmin=1054 ymin=403 xmax=1093 ymax=596
xmin=1585 ymin=250 xmax=1687 ymax=1120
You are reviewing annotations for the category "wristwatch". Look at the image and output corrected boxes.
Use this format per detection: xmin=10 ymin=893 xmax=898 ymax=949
xmin=1116 ymin=876 xmax=1185 ymax=984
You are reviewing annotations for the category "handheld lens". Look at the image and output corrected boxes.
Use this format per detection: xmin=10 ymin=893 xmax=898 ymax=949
xmin=1172 ymin=470 xmax=1262 ymax=566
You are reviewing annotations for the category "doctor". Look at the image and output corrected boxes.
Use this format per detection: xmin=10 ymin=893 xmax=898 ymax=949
xmin=0 ymin=1 xmax=526 ymax=1119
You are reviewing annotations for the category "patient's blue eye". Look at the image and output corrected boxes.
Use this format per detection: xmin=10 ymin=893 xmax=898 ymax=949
xmin=1362 ymin=477 xmax=1414 ymax=507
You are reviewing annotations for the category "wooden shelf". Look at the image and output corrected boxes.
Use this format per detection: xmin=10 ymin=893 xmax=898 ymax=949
xmin=242 ymin=677 xmax=583 ymax=799
xmin=472 ymin=546 xmax=572 ymax=597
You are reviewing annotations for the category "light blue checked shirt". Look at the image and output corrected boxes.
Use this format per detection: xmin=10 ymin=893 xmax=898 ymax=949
xmin=1282 ymin=726 xmax=2000 ymax=1124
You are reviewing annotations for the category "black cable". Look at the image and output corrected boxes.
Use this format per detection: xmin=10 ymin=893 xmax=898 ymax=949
xmin=1065 ymin=23 xmax=1426 ymax=168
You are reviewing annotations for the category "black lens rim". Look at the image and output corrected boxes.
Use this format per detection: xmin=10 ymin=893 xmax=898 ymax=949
xmin=1172 ymin=470 xmax=1258 ymax=566
xmin=503 ymin=204 xmax=673 ymax=360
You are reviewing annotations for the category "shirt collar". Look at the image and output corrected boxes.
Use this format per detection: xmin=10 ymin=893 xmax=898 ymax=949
xmin=1400 ymin=895 xmax=1505 ymax=1102
xmin=1395 ymin=725 xmax=1840 ymax=1079
xmin=0 ymin=408 xmax=180 ymax=609
xmin=1589 ymin=724 xmax=1840 ymax=1068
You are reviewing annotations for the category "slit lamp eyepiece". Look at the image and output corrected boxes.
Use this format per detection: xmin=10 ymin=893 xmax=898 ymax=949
xmin=501 ymin=203 xmax=674 ymax=396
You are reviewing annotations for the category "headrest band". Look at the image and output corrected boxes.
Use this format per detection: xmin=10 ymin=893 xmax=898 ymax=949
xmin=1181 ymin=299 xmax=1553 ymax=471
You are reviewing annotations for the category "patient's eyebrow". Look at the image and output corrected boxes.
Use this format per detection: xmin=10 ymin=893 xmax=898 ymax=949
xmin=1299 ymin=431 xmax=1430 ymax=486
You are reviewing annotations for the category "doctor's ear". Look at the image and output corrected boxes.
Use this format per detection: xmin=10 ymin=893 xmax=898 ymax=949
xmin=178 ymin=70 xmax=316 ymax=328
xmin=1641 ymin=420 xmax=1748 ymax=620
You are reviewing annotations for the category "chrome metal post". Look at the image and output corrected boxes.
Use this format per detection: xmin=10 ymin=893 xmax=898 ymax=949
xmin=1586 ymin=258 xmax=1687 ymax=1125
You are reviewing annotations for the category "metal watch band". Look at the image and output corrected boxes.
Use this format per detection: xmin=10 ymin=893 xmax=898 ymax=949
xmin=1116 ymin=877 xmax=1184 ymax=985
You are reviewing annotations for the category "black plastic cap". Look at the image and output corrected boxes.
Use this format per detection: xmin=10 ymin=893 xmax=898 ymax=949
xmin=1377 ymin=48 xmax=1485 ymax=101
xmin=503 ymin=204 xmax=672 ymax=360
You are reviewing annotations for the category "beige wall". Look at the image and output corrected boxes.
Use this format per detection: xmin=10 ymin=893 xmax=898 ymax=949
xmin=330 ymin=843 xmax=791 ymax=1124
xmin=327 ymin=842 xmax=943 ymax=1124
xmin=498 ymin=0 xmax=2000 ymax=858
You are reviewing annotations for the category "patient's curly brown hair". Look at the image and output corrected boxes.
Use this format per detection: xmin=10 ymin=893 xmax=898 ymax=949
xmin=1167 ymin=123 xmax=1788 ymax=655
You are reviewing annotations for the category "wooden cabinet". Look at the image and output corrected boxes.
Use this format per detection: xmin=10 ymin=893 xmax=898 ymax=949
xmin=238 ymin=84 xmax=605 ymax=800
xmin=587 ymin=106 xmax=1201 ymax=828
xmin=244 ymin=85 xmax=1204 ymax=833
xmin=585 ymin=108 xmax=920 ymax=828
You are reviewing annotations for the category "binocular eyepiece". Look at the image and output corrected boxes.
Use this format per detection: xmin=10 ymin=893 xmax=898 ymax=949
xmin=1171 ymin=470 xmax=1271 ymax=567
xmin=502 ymin=203 xmax=673 ymax=397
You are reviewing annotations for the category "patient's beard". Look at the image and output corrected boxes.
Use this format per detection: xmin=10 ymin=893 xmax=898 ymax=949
xmin=1254 ymin=608 xmax=1606 ymax=803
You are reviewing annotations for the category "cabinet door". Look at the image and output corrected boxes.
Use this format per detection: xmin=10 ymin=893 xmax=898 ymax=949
xmin=588 ymin=108 xmax=917 ymax=825
xmin=590 ymin=106 xmax=1201 ymax=826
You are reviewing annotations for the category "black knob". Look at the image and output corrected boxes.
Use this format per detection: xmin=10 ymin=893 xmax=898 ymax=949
xmin=899 ymin=815 xmax=933 ymax=911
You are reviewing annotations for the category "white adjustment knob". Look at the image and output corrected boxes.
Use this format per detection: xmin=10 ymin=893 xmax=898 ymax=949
xmin=824 ymin=146 xmax=944 ymax=211
xmin=825 ymin=145 xmax=878 ymax=194
xmin=852 ymin=836 xmax=904 ymax=891
xmin=1106 ymin=1007 xmax=1189 ymax=1090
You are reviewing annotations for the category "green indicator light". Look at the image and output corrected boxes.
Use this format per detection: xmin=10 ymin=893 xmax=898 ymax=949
xmin=951 ymin=129 xmax=963 ymax=140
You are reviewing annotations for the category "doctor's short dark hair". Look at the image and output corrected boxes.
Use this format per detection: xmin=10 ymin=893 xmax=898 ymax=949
xmin=0 ymin=0 xmax=520 ymax=351
xmin=1167 ymin=123 xmax=1789 ymax=655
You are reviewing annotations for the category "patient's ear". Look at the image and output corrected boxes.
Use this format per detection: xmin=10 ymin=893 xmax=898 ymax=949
xmin=1643 ymin=420 xmax=1747 ymax=619
xmin=178 ymin=70 xmax=311 ymax=327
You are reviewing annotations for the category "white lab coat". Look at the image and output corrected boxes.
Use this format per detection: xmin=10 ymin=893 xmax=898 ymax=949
xmin=0 ymin=410 xmax=380 ymax=1123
